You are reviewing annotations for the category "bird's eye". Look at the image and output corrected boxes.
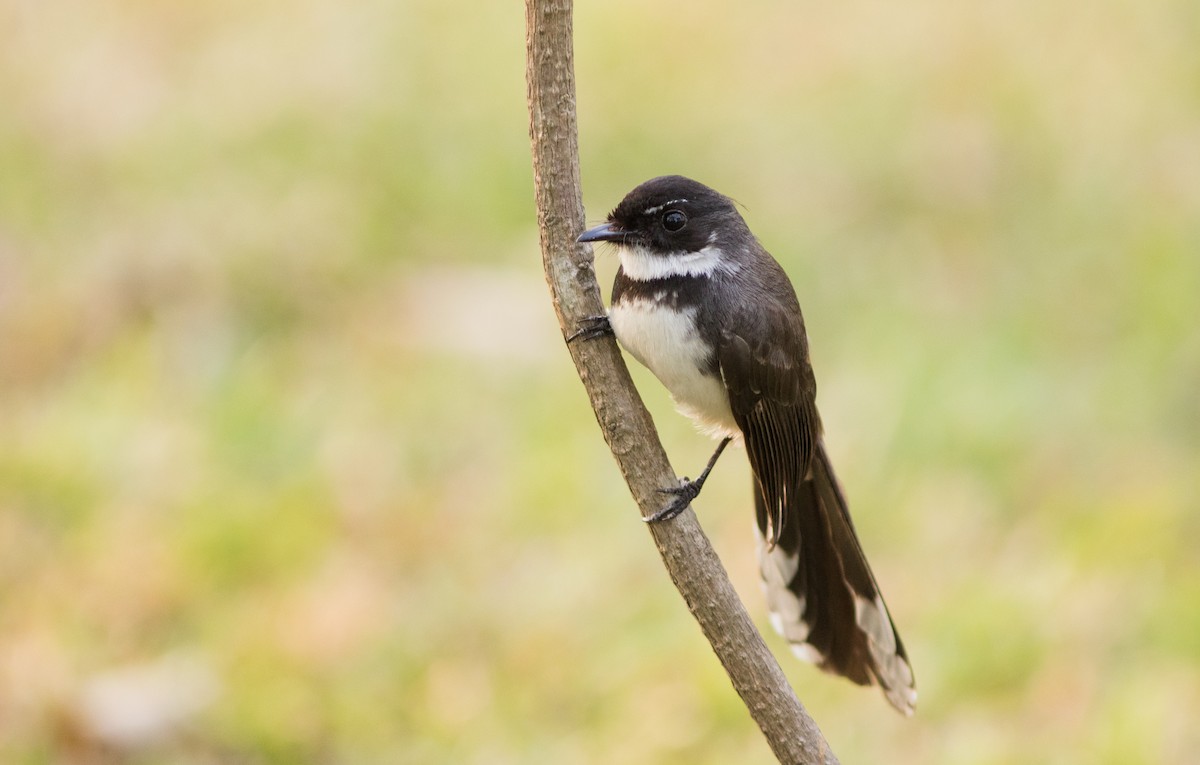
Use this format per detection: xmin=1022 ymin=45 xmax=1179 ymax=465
xmin=662 ymin=210 xmax=687 ymax=232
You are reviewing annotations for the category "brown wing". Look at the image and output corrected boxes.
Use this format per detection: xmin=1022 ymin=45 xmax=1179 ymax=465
xmin=718 ymin=302 xmax=916 ymax=714
xmin=717 ymin=309 xmax=820 ymax=548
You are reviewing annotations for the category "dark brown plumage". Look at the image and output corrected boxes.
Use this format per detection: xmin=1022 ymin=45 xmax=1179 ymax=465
xmin=579 ymin=175 xmax=916 ymax=713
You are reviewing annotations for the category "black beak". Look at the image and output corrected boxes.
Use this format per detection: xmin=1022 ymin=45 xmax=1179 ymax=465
xmin=577 ymin=222 xmax=627 ymax=244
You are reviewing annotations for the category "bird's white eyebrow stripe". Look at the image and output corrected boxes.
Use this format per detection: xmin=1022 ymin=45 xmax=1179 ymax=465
xmin=642 ymin=199 xmax=689 ymax=216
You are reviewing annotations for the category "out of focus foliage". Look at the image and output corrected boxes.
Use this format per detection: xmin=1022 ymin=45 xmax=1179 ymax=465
xmin=1 ymin=0 xmax=1198 ymax=762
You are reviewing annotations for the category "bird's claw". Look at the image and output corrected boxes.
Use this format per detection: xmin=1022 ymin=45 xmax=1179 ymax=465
xmin=567 ymin=315 xmax=613 ymax=343
xmin=646 ymin=478 xmax=701 ymax=523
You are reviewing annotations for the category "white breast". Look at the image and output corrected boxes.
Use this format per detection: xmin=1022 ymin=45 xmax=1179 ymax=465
xmin=608 ymin=298 xmax=738 ymax=438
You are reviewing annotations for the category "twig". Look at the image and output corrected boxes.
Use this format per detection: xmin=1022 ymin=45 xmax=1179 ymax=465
xmin=523 ymin=1 xmax=840 ymax=762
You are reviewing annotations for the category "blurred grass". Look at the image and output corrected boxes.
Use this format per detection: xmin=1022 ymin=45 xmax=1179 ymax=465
xmin=1 ymin=0 xmax=1199 ymax=762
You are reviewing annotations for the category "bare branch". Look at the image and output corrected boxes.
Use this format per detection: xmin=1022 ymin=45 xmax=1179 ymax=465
xmin=524 ymin=1 xmax=839 ymax=762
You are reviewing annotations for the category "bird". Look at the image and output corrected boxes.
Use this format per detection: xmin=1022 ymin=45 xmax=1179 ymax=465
xmin=572 ymin=174 xmax=916 ymax=714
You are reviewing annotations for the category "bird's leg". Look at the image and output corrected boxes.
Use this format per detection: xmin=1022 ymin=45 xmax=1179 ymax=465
xmin=567 ymin=314 xmax=613 ymax=343
xmin=647 ymin=436 xmax=733 ymax=523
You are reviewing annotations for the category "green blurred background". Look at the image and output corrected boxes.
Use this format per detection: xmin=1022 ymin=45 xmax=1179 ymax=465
xmin=2 ymin=0 xmax=1199 ymax=762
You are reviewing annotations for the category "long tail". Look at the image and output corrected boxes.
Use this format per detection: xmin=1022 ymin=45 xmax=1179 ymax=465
xmin=755 ymin=441 xmax=917 ymax=714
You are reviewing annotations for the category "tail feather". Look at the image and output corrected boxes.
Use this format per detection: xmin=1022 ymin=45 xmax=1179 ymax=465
xmin=756 ymin=442 xmax=916 ymax=714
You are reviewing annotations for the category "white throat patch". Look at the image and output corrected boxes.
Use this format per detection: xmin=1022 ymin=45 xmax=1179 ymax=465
xmin=616 ymin=243 xmax=732 ymax=281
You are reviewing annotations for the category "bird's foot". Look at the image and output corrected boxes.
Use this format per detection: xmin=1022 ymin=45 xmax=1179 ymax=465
xmin=644 ymin=437 xmax=732 ymax=524
xmin=567 ymin=315 xmax=613 ymax=343
xmin=647 ymin=477 xmax=704 ymax=523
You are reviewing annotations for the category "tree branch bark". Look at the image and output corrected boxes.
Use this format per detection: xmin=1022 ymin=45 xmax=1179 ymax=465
xmin=524 ymin=2 xmax=839 ymax=762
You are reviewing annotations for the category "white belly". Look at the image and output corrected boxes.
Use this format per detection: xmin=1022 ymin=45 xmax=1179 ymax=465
xmin=609 ymin=299 xmax=738 ymax=438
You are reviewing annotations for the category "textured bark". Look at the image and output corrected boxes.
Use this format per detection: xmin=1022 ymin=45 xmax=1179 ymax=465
xmin=524 ymin=1 xmax=839 ymax=762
